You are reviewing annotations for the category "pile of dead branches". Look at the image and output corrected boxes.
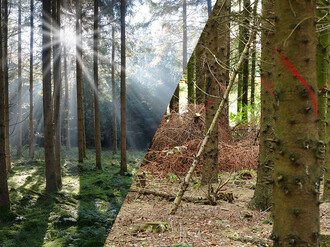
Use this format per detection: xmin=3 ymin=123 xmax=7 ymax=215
xmin=141 ymin=104 xmax=259 ymax=176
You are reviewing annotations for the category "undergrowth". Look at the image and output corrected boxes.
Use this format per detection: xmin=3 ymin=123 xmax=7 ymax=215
xmin=0 ymin=148 xmax=143 ymax=247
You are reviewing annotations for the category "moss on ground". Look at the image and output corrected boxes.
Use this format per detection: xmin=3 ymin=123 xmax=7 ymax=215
xmin=0 ymin=148 xmax=142 ymax=247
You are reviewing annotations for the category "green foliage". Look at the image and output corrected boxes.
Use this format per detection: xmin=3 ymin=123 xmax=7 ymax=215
xmin=230 ymin=99 xmax=261 ymax=125
xmin=0 ymin=148 xmax=142 ymax=247
xmin=167 ymin=173 xmax=178 ymax=180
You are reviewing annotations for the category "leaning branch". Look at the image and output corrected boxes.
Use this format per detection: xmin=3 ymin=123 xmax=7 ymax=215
xmin=169 ymin=26 xmax=258 ymax=215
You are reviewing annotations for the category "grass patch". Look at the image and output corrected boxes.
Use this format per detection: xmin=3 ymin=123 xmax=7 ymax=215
xmin=0 ymin=148 xmax=143 ymax=247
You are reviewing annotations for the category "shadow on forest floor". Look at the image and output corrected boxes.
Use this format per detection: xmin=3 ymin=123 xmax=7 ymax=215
xmin=0 ymin=148 xmax=142 ymax=247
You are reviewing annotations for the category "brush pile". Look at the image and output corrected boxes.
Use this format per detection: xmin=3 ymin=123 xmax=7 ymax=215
xmin=140 ymin=104 xmax=259 ymax=176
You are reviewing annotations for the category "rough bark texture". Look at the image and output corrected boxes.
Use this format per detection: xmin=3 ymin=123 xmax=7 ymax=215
xmin=169 ymin=85 xmax=180 ymax=112
xmin=94 ymin=0 xmax=102 ymax=169
xmin=0 ymin=4 xmax=10 ymax=217
xmin=111 ymin=24 xmax=117 ymax=154
xmin=17 ymin=0 xmax=22 ymax=157
xmin=29 ymin=0 xmax=34 ymax=159
xmin=201 ymin=0 xmax=230 ymax=185
xmin=241 ymin=0 xmax=250 ymax=121
xmin=120 ymin=0 xmax=127 ymax=174
xmin=64 ymin=46 xmax=70 ymax=150
xmin=248 ymin=0 xmax=274 ymax=211
xmin=76 ymin=1 xmax=84 ymax=163
xmin=53 ymin=0 xmax=62 ymax=189
xmin=187 ymin=52 xmax=195 ymax=104
xmin=195 ymin=42 xmax=205 ymax=105
xmin=317 ymin=0 xmax=330 ymax=200
xmin=272 ymin=1 xmax=320 ymax=246
xmin=250 ymin=1 xmax=257 ymax=109
xmin=42 ymin=0 xmax=57 ymax=194
xmin=3 ymin=0 xmax=10 ymax=172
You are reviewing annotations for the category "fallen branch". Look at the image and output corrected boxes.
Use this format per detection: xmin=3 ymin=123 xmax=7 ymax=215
xmin=169 ymin=25 xmax=258 ymax=215
xmin=130 ymin=188 xmax=233 ymax=204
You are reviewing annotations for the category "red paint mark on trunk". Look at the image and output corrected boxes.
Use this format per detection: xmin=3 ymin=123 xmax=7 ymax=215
xmin=320 ymin=80 xmax=328 ymax=92
xmin=206 ymin=98 xmax=214 ymax=111
xmin=274 ymin=49 xmax=318 ymax=118
xmin=261 ymin=77 xmax=274 ymax=96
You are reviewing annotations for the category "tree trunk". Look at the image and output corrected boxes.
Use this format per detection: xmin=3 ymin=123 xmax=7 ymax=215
xmin=29 ymin=0 xmax=34 ymax=159
xmin=195 ymin=42 xmax=205 ymax=105
xmin=3 ymin=0 xmax=10 ymax=172
xmin=272 ymin=0 xmax=320 ymax=245
xmin=42 ymin=0 xmax=57 ymax=194
xmin=250 ymin=1 xmax=257 ymax=110
xmin=120 ymin=0 xmax=127 ymax=174
xmin=169 ymin=85 xmax=179 ymax=112
xmin=0 ymin=3 xmax=10 ymax=218
xmin=187 ymin=52 xmax=195 ymax=104
xmin=94 ymin=0 xmax=102 ymax=169
xmin=207 ymin=0 xmax=212 ymax=16
xmin=317 ymin=0 xmax=330 ymax=200
xmin=201 ymin=0 xmax=230 ymax=185
xmin=17 ymin=0 xmax=22 ymax=157
xmin=111 ymin=24 xmax=117 ymax=154
xmin=248 ymin=0 xmax=274 ymax=211
xmin=241 ymin=0 xmax=250 ymax=121
xmin=64 ymin=46 xmax=70 ymax=150
xmin=53 ymin=0 xmax=62 ymax=189
xmin=76 ymin=1 xmax=84 ymax=163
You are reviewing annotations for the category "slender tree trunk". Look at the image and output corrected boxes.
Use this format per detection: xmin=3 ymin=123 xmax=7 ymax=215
xmin=29 ymin=0 xmax=34 ymax=159
xmin=272 ymin=0 xmax=320 ymax=245
xmin=64 ymin=46 xmax=70 ymax=150
xmin=201 ymin=0 xmax=230 ymax=185
xmin=94 ymin=0 xmax=102 ymax=169
xmin=42 ymin=0 xmax=57 ymax=194
xmin=3 ymin=0 xmax=10 ymax=172
xmin=241 ymin=0 xmax=250 ymax=121
xmin=237 ymin=0 xmax=243 ymax=117
xmin=248 ymin=0 xmax=274 ymax=211
xmin=17 ymin=0 xmax=22 ymax=157
xmin=187 ymin=52 xmax=195 ymax=104
xmin=207 ymin=0 xmax=212 ymax=16
xmin=53 ymin=0 xmax=62 ymax=188
xmin=169 ymin=85 xmax=179 ymax=112
xmin=317 ymin=0 xmax=330 ymax=200
xmin=120 ymin=0 xmax=127 ymax=174
xmin=0 ymin=3 xmax=10 ymax=218
xmin=250 ymin=1 xmax=257 ymax=109
xmin=76 ymin=1 xmax=84 ymax=163
xmin=111 ymin=24 xmax=117 ymax=154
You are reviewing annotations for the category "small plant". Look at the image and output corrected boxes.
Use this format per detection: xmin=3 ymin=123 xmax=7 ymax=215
xmin=167 ymin=173 xmax=178 ymax=181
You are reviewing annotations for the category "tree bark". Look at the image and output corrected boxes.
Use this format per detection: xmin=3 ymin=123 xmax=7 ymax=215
xmin=248 ymin=0 xmax=274 ymax=211
xmin=76 ymin=1 xmax=84 ymax=163
xmin=52 ymin=0 xmax=62 ymax=189
xmin=241 ymin=0 xmax=251 ymax=121
xmin=94 ymin=0 xmax=102 ymax=169
xmin=317 ymin=0 xmax=329 ymax=200
xmin=42 ymin=0 xmax=57 ymax=194
xmin=3 ymin=0 xmax=10 ymax=172
xmin=64 ymin=46 xmax=70 ymax=150
xmin=29 ymin=0 xmax=34 ymax=159
xmin=17 ymin=0 xmax=22 ymax=157
xmin=201 ymin=0 xmax=230 ymax=185
xmin=120 ymin=0 xmax=127 ymax=174
xmin=272 ymin=0 xmax=320 ymax=245
xmin=0 ymin=3 xmax=10 ymax=218
xmin=187 ymin=52 xmax=195 ymax=104
xmin=111 ymin=24 xmax=117 ymax=154
xmin=250 ymin=1 xmax=257 ymax=109
xmin=195 ymin=42 xmax=205 ymax=105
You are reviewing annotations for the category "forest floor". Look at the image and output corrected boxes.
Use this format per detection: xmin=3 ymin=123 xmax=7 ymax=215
xmin=105 ymin=171 xmax=330 ymax=247
xmin=0 ymin=148 xmax=143 ymax=247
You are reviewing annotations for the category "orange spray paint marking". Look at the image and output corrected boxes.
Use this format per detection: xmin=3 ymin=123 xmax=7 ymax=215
xmin=206 ymin=98 xmax=214 ymax=111
xmin=274 ymin=48 xmax=318 ymax=117
xmin=261 ymin=77 xmax=274 ymax=96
